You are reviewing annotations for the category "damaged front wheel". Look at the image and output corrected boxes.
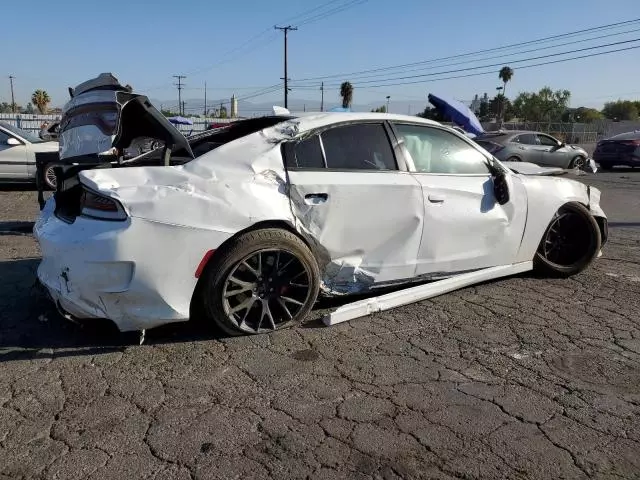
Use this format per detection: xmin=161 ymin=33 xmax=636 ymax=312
xmin=201 ymin=228 xmax=320 ymax=335
xmin=534 ymin=202 xmax=601 ymax=277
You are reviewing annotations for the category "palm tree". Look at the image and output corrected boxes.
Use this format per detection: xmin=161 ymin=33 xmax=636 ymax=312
xmin=340 ymin=81 xmax=353 ymax=109
xmin=498 ymin=66 xmax=513 ymax=122
xmin=31 ymin=90 xmax=51 ymax=114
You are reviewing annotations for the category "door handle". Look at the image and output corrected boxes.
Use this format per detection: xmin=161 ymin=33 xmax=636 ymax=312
xmin=428 ymin=193 xmax=445 ymax=203
xmin=304 ymin=193 xmax=328 ymax=205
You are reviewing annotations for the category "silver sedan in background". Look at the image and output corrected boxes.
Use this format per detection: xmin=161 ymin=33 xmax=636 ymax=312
xmin=475 ymin=130 xmax=589 ymax=169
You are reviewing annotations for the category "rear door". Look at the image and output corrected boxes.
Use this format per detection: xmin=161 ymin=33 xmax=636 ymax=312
xmin=391 ymin=122 xmax=528 ymax=275
xmin=284 ymin=121 xmax=425 ymax=290
xmin=0 ymin=129 xmax=28 ymax=179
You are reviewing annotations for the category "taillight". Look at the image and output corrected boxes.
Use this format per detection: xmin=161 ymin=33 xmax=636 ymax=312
xmin=80 ymin=189 xmax=127 ymax=221
xmin=621 ymin=140 xmax=640 ymax=146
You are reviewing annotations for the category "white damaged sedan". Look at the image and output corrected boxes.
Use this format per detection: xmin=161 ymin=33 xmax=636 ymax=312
xmin=35 ymin=74 xmax=608 ymax=336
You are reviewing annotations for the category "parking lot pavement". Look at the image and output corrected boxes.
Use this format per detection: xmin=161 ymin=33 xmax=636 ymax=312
xmin=0 ymin=173 xmax=639 ymax=480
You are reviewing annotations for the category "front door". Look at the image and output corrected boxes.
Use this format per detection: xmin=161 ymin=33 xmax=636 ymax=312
xmin=536 ymin=133 xmax=570 ymax=168
xmin=284 ymin=122 xmax=425 ymax=292
xmin=391 ymin=122 xmax=528 ymax=276
xmin=0 ymin=130 xmax=28 ymax=179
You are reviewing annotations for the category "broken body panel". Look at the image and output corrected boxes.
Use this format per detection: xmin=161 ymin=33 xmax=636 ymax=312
xmin=34 ymin=79 xmax=607 ymax=331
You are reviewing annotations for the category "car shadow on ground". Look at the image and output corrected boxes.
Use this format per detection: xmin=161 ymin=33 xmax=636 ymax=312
xmin=0 ymin=258 xmax=362 ymax=361
xmin=0 ymin=257 xmax=537 ymax=360
xmin=0 ymin=184 xmax=38 ymax=192
xmin=0 ymin=221 xmax=35 ymax=235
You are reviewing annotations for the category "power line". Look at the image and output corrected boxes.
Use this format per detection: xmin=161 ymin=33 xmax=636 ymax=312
xmin=296 ymin=0 xmax=368 ymax=27
xmin=182 ymin=0 xmax=366 ymax=80
xmin=293 ymin=37 xmax=640 ymax=89
xmin=290 ymin=17 xmax=640 ymax=83
xmin=292 ymin=26 xmax=640 ymax=86
xmin=333 ymin=44 xmax=640 ymax=90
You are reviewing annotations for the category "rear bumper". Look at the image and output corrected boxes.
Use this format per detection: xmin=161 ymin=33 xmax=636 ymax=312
xmin=34 ymin=198 xmax=231 ymax=331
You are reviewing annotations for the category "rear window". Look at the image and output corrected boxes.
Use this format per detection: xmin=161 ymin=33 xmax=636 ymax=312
xmin=60 ymin=102 xmax=119 ymax=136
xmin=513 ymin=133 xmax=537 ymax=145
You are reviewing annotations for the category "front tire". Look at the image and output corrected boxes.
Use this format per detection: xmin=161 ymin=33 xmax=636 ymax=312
xmin=570 ymin=155 xmax=586 ymax=170
xmin=534 ymin=202 xmax=601 ymax=277
xmin=201 ymin=228 xmax=320 ymax=336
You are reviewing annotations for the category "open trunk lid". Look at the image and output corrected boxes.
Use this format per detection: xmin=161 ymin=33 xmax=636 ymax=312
xmin=59 ymin=73 xmax=193 ymax=165
xmin=40 ymin=73 xmax=194 ymax=211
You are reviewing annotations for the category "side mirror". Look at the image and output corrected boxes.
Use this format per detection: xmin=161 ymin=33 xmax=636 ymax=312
xmin=6 ymin=138 xmax=21 ymax=146
xmin=559 ymin=142 xmax=566 ymax=148
xmin=485 ymin=158 xmax=510 ymax=205
xmin=493 ymin=171 xmax=510 ymax=205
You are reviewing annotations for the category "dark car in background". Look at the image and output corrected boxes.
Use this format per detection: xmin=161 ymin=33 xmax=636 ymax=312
xmin=474 ymin=130 xmax=589 ymax=169
xmin=593 ymin=131 xmax=640 ymax=169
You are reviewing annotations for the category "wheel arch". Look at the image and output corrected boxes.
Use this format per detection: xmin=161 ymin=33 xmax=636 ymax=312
xmin=188 ymin=219 xmax=324 ymax=318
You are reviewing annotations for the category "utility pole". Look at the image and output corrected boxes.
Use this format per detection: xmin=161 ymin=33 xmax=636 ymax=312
xmin=386 ymin=95 xmax=391 ymax=114
xmin=204 ymin=81 xmax=207 ymax=117
xmin=275 ymin=25 xmax=297 ymax=109
xmin=320 ymin=82 xmax=324 ymax=112
xmin=173 ymin=75 xmax=186 ymax=115
xmin=8 ymin=75 xmax=16 ymax=113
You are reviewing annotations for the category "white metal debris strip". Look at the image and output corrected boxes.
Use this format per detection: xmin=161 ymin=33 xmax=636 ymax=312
xmin=323 ymin=261 xmax=533 ymax=326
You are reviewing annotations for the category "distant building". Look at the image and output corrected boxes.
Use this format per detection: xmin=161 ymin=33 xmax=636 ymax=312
xmin=230 ymin=94 xmax=238 ymax=118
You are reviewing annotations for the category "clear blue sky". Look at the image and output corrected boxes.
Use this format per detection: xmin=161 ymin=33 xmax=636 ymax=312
xmin=5 ymin=0 xmax=640 ymax=113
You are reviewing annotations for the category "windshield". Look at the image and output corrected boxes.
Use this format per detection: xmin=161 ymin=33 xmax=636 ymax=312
xmin=0 ymin=121 xmax=43 ymax=143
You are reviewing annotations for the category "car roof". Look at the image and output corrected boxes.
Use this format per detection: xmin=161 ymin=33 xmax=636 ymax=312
xmin=285 ymin=112 xmax=442 ymax=133
xmin=609 ymin=130 xmax=640 ymax=140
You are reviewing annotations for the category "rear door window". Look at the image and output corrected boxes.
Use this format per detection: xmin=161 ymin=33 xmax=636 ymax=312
xmin=320 ymin=123 xmax=397 ymax=170
xmin=514 ymin=133 xmax=537 ymax=145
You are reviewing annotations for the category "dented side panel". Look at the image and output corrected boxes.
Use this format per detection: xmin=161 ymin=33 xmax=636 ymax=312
xmin=287 ymin=170 xmax=424 ymax=293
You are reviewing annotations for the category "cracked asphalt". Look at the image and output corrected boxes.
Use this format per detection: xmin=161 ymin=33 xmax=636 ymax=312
xmin=0 ymin=171 xmax=639 ymax=480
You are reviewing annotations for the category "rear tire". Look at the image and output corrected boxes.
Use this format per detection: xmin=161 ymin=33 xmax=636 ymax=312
xmin=534 ymin=202 xmax=601 ymax=278
xmin=200 ymin=228 xmax=320 ymax=336
xmin=506 ymin=156 xmax=521 ymax=162
xmin=44 ymin=164 xmax=57 ymax=190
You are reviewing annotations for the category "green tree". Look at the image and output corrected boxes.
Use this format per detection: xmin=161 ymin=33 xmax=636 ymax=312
xmin=370 ymin=105 xmax=387 ymax=113
xmin=416 ymin=106 xmax=446 ymax=121
xmin=31 ymin=90 xmax=51 ymax=114
xmin=340 ymin=81 xmax=353 ymax=108
xmin=24 ymin=103 xmax=35 ymax=114
xmin=0 ymin=102 xmax=13 ymax=113
xmin=498 ymin=66 xmax=514 ymax=121
xmin=601 ymin=100 xmax=639 ymax=121
xmin=478 ymin=98 xmax=490 ymax=120
xmin=489 ymin=94 xmax=513 ymax=121
xmin=512 ymin=87 xmax=571 ymax=122
xmin=219 ymin=106 xmax=228 ymax=118
xmin=562 ymin=107 xmax=603 ymax=123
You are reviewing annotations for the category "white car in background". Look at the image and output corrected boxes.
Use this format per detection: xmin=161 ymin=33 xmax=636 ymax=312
xmin=0 ymin=121 xmax=60 ymax=188
xmin=34 ymin=74 xmax=608 ymax=338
